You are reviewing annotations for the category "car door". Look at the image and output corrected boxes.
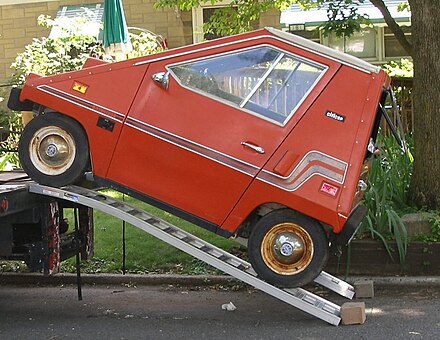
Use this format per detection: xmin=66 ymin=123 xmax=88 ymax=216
xmin=106 ymin=45 xmax=328 ymax=226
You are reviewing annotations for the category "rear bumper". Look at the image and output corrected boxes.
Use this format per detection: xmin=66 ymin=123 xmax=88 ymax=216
xmin=7 ymin=87 xmax=34 ymax=111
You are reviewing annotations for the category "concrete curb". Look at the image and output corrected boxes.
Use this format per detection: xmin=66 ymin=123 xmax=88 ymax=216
xmin=1 ymin=272 xmax=440 ymax=287
xmin=346 ymin=275 xmax=440 ymax=287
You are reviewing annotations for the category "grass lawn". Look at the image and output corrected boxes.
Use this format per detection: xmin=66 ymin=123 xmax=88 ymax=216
xmin=61 ymin=190 xmax=242 ymax=275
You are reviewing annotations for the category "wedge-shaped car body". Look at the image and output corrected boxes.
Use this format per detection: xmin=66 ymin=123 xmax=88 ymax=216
xmin=9 ymin=28 xmax=393 ymax=287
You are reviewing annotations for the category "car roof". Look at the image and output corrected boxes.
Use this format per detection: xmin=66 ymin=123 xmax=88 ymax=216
xmin=131 ymin=27 xmax=380 ymax=75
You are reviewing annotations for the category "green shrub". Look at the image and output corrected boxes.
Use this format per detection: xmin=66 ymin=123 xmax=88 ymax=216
xmin=426 ymin=213 xmax=440 ymax=242
xmin=0 ymin=107 xmax=22 ymax=170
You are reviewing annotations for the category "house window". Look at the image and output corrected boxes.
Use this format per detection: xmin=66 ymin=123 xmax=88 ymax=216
xmin=168 ymin=46 xmax=326 ymax=125
xmin=192 ymin=1 xmax=234 ymax=43
xmin=290 ymin=29 xmax=320 ymax=44
xmin=49 ymin=3 xmax=104 ymax=39
xmin=327 ymin=28 xmax=377 ymax=59
xmin=384 ymin=26 xmax=411 ymax=58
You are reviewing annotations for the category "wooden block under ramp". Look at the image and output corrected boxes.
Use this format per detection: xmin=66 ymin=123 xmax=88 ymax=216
xmin=341 ymin=302 xmax=366 ymax=325
xmin=354 ymin=280 xmax=374 ymax=298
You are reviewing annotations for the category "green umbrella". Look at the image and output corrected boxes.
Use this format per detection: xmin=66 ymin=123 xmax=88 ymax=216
xmin=103 ymin=0 xmax=132 ymax=59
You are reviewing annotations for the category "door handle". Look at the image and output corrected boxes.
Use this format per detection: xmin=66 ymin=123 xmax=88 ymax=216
xmin=241 ymin=141 xmax=265 ymax=154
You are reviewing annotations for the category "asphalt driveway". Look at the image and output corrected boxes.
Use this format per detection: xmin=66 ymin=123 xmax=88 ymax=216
xmin=0 ymin=282 xmax=439 ymax=339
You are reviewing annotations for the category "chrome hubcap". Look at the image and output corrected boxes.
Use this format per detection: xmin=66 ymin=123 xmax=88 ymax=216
xmin=261 ymin=223 xmax=314 ymax=276
xmin=29 ymin=126 xmax=76 ymax=176
xmin=273 ymin=232 xmax=305 ymax=264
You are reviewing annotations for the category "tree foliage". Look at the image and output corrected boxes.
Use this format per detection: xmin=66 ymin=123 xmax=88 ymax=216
xmin=318 ymin=0 xmax=370 ymax=37
xmin=155 ymin=0 xmax=287 ymax=35
xmin=155 ymin=0 xmax=410 ymax=46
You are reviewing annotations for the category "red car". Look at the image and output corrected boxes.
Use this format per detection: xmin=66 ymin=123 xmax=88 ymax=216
xmin=9 ymin=28 xmax=395 ymax=287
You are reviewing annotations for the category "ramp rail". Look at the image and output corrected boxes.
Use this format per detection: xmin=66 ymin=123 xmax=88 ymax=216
xmin=29 ymin=184 xmax=355 ymax=326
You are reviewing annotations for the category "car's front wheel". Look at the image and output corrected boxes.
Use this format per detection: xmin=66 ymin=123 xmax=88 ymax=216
xmin=19 ymin=112 xmax=89 ymax=187
xmin=248 ymin=209 xmax=329 ymax=288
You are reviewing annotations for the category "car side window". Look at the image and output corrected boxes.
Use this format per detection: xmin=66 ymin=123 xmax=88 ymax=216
xmin=168 ymin=46 xmax=326 ymax=125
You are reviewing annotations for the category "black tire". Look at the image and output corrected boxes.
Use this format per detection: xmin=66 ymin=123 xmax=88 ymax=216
xmin=19 ymin=112 xmax=89 ymax=187
xmin=248 ymin=209 xmax=329 ymax=288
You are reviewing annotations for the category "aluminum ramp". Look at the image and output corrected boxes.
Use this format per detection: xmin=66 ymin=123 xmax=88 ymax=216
xmin=29 ymin=184 xmax=355 ymax=326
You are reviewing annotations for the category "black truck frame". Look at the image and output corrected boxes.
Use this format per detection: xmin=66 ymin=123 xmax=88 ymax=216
xmin=0 ymin=170 xmax=93 ymax=274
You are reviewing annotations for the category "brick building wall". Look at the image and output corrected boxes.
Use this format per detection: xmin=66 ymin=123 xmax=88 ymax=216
xmin=0 ymin=0 xmax=280 ymax=86
xmin=0 ymin=2 xmax=52 ymax=85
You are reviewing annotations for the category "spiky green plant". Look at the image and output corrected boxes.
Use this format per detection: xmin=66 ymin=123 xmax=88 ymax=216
xmin=357 ymin=134 xmax=413 ymax=268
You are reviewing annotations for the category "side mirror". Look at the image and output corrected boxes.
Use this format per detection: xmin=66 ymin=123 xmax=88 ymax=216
xmin=152 ymin=71 xmax=169 ymax=89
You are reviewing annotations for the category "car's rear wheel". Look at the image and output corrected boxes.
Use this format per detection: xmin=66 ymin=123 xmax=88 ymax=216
xmin=248 ymin=209 xmax=329 ymax=287
xmin=19 ymin=112 xmax=89 ymax=187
